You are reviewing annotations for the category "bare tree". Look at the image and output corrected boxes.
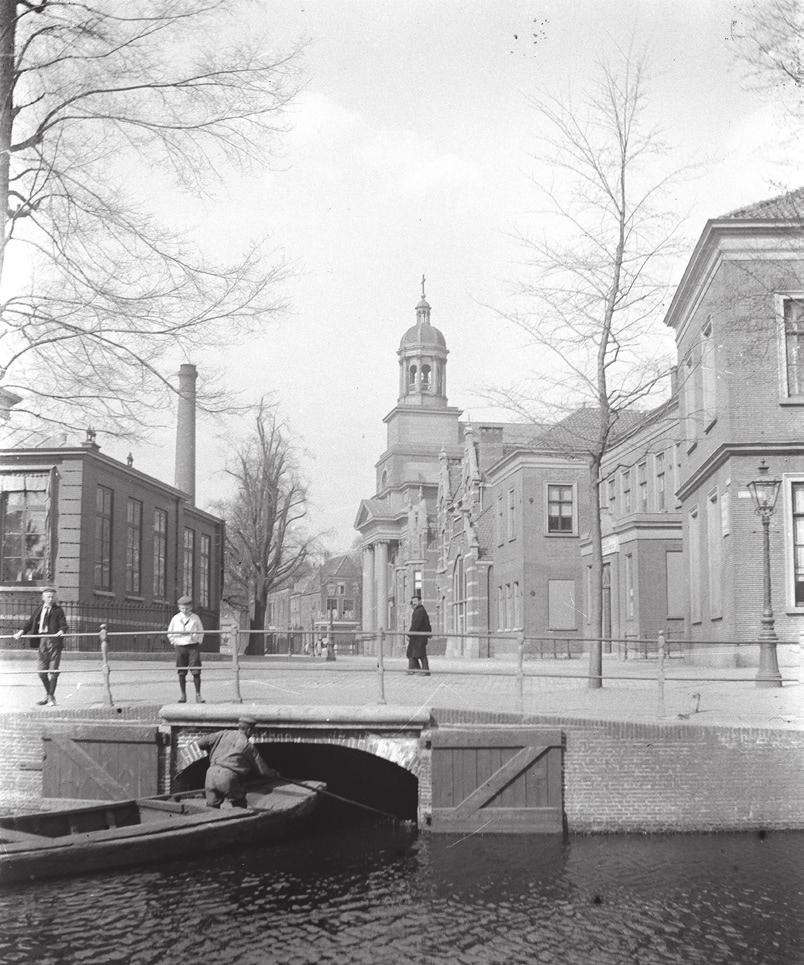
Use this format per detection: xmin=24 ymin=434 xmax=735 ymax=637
xmin=215 ymin=401 xmax=318 ymax=633
xmin=0 ymin=0 xmax=304 ymax=440
xmin=730 ymin=0 xmax=802 ymax=91
xmin=493 ymin=51 xmax=686 ymax=687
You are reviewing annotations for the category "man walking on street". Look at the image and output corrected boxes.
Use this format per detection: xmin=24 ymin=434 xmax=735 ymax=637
xmin=14 ymin=587 xmax=68 ymax=706
xmin=167 ymin=595 xmax=205 ymax=703
xmin=197 ymin=716 xmax=279 ymax=808
xmin=407 ymin=595 xmax=432 ymax=675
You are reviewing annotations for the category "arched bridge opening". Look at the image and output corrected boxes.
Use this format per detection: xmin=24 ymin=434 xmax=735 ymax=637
xmin=177 ymin=742 xmax=419 ymax=823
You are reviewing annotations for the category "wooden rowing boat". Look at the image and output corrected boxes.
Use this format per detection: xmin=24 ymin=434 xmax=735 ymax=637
xmin=0 ymin=780 xmax=325 ymax=885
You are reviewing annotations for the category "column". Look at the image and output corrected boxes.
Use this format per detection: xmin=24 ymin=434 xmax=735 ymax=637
xmin=375 ymin=541 xmax=389 ymax=630
xmin=362 ymin=545 xmax=375 ymax=633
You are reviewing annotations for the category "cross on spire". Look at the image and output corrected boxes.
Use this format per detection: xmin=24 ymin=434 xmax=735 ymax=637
xmin=421 ymin=274 xmax=426 ymax=298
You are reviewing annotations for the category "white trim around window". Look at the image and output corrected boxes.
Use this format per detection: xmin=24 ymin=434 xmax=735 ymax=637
xmin=544 ymin=480 xmax=579 ymax=537
xmin=782 ymin=475 xmax=804 ymax=611
xmin=776 ymin=292 xmax=804 ymax=402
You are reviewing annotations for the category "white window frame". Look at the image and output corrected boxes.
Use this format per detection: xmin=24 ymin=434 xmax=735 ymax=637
xmin=544 ymin=481 xmax=578 ymax=536
xmin=782 ymin=475 xmax=804 ymax=611
xmin=776 ymin=292 xmax=804 ymax=401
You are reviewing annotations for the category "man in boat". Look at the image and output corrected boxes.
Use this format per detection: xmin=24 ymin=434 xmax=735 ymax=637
xmin=167 ymin=595 xmax=205 ymax=704
xmin=196 ymin=716 xmax=279 ymax=809
xmin=14 ymin=586 xmax=68 ymax=706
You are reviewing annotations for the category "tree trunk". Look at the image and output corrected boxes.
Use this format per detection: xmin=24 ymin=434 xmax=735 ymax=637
xmin=0 ymin=0 xmax=17 ymax=287
xmin=587 ymin=456 xmax=604 ymax=688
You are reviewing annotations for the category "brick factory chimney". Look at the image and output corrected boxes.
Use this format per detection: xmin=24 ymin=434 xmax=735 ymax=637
xmin=174 ymin=363 xmax=197 ymax=502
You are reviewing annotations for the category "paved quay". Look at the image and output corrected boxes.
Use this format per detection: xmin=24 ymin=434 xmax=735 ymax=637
xmin=0 ymin=651 xmax=801 ymax=729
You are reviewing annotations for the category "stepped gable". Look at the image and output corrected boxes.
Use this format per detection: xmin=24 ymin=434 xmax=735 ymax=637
xmin=720 ymin=187 xmax=804 ymax=221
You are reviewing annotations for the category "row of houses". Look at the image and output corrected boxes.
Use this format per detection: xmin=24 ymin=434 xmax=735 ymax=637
xmin=354 ymin=188 xmax=804 ymax=666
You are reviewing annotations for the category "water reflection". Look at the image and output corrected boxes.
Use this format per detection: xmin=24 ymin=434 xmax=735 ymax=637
xmin=2 ymin=818 xmax=801 ymax=965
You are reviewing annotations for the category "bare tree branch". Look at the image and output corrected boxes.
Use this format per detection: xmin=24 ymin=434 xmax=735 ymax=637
xmin=0 ymin=0 xmax=305 ymax=440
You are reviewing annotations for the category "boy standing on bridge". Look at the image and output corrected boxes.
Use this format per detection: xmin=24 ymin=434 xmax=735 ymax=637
xmin=167 ymin=595 xmax=205 ymax=703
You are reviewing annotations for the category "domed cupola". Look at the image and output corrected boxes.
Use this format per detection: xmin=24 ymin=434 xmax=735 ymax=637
xmin=397 ymin=276 xmax=449 ymax=407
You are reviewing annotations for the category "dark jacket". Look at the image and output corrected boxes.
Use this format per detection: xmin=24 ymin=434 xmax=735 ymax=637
xmin=407 ymin=603 xmax=431 ymax=658
xmin=21 ymin=604 xmax=68 ymax=649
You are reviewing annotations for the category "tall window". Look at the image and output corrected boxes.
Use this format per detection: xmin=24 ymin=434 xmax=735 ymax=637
xmin=182 ymin=527 xmax=195 ymax=599
xmin=655 ymin=453 xmax=666 ymax=511
xmin=452 ymin=556 xmax=465 ymax=633
xmin=125 ymin=498 xmax=142 ymax=595
xmin=199 ymin=533 xmax=211 ymax=609
xmin=95 ymin=485 xmax=113 ymax=590
xmin=783 ymin=298 xmax=804 ymax=396
xmin=497 ymin=493 xmax=504 ymax=545
xmin=622 ymin=471 xmax=632 ymax=514
xmin=413 ymin=569 xmax=422 ymax=596
xmin=497 ymin=585 xmax=504 ymax=630
xmin=701 ymin=321 xmax=716 ymax=424
xmin=689 ymin=508 xmax=701 ymax=623
xmin=683 ymin=350 xmax=698 ymax=446
xmin=707 ymin=490 xmax=722 ymax=619
xmin=507 ymin=488 xmax=516 ymax=540
xmin=607 ymin=477 xmax=616 ymax=515
xmin=625 ymin=554 xmax=634 ymax=619
xmin=638 ymin=463 xmax=648 ymax=512
xmin=792 ymin=483 xmax=804 ymax=606
xmin=153 ymin=509 xmax=167 ymax=599
xmin=547 ymin=484 xmax=575 ymax=533
xmin=0 ymin=473 xmax=49 ymax=583
xmin=513 ymin=581 xmax=521 ymax=628
xmin=421 ymin=364 xmax=431 ymax=389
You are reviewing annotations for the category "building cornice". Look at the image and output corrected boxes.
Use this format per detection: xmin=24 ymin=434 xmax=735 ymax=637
xmin=663 ymin=220 xmax=803 ymax=341
xmin=0 ymin=446 xmax=221 ymax=521
xmin=677 ymin=441 xmax=804 ymax=501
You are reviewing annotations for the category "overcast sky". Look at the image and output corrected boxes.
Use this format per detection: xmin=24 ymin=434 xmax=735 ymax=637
xmin=111 ymin=0 xmax=795 ymax=550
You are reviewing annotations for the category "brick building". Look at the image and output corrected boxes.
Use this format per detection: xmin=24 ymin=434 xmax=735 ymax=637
xmin=356 ymin=188 xmax=804 ymax=663
xmin=0 ymin=365 xmax=224 ymax=649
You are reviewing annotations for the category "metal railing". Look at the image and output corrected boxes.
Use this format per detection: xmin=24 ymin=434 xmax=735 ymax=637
xmin=1 ymin=625 xmax=799 ymax=714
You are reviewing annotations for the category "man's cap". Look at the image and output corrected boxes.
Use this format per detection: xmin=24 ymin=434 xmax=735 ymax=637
xmin=177 ymin=595 xmax=192 ymax=605
xmin=42 ymin=586 xmax=57 ymax=593
xmin=238 ymin=715 xmax=257 ymax=727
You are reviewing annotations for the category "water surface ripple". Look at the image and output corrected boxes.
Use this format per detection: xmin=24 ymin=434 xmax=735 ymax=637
xmin=2 ymin=822 xmax=801 ymax=964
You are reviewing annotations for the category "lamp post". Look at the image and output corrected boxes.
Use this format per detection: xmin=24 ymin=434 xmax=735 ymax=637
xmin=746 ymin=459 xmax=783 ymax=688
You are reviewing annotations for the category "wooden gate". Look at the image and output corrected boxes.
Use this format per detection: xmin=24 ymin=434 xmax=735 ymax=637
xmin=430 ymin=726 xmax=563 ymax=833
xmin=42 ymin=724 xmax=161 ymax=801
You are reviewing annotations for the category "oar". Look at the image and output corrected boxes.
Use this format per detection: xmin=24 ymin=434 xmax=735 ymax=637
xmin=275 ymin=775 xmax=414 ymax=825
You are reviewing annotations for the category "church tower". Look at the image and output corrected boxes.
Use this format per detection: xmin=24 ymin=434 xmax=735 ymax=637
xmin=354 ymin=279 xmax=463 ymax=641
xmin=397 ymin=276 xmax=449 ymax=408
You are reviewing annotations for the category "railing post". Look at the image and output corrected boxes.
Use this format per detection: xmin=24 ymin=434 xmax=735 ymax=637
xmin=231 ymin=627 xmax=243 ymax=703
xmin=99 ymin=623 xmax=114 ymax=707
xmin=517 ymin=632 xmax=525 ymax=716
xmin=657 ymin=630 xmax=666 ymax=717
xmin=377 ymin=627 xmax=387 ymax=705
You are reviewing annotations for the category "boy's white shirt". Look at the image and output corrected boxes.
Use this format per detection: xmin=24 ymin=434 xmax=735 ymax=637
xmin=167 ymin=611 xmax=204 ymax=646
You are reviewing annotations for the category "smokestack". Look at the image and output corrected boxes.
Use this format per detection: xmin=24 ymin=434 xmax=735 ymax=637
xmin=174 ymin=363 xmax=197 ymax=502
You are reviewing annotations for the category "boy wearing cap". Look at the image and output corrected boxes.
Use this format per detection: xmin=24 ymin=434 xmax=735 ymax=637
xmin=196 ymin=716 xmax=279 ymax=808
xmin=14 ymin=586 xmax=68 ymax=706
xmin=167 ymin=595 xmax=205 ymax=703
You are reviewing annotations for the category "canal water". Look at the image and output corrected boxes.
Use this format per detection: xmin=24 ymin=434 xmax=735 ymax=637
xmin=2 ymin=810 xmax=801 ymax=965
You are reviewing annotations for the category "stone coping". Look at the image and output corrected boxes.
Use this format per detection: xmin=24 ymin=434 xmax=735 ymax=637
xmin=159 ymin=702 xmax=433 ymax=729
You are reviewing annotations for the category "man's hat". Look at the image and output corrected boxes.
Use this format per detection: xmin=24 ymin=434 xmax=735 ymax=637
xmin=238 ymin=715 xmax=257 ymax=727
xmin=177 ymin=595 xmax=192 ymax=605
xmin=42 ymin=586 xmax=57 ymax=593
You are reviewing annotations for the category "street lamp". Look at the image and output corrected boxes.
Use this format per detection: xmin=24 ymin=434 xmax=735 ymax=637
xmin=746 ymin=459 xmax=783 ymax=688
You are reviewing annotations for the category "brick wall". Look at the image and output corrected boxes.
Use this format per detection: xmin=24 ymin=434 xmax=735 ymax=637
xmin=433 ymin=708 xmax=803 ymax=832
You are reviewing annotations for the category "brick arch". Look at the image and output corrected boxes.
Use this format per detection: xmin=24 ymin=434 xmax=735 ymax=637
xmin=252 ymin=730 xmax=424 ymax=780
